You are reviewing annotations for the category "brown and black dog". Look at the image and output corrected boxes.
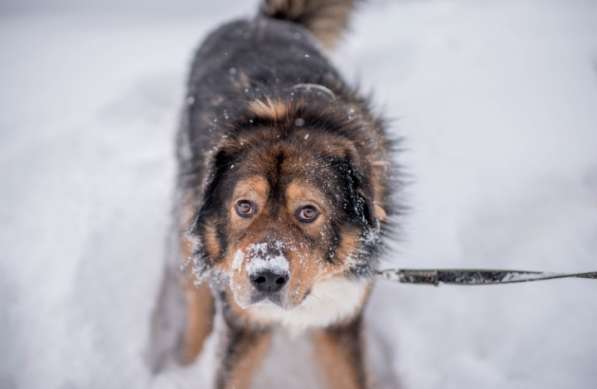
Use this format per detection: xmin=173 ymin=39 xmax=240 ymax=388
xmin=148 ymin=1 xmax=397 ymax=388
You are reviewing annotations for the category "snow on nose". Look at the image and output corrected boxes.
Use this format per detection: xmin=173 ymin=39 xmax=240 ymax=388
xmin=245 ymin=241 xmax=289 ymax=276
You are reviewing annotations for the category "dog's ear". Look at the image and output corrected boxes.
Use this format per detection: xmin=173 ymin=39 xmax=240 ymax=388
xmin=188 ymin=144 xmax=239 ymax=261
xmin=347 ymin=146 xmax=390 ymax=226
xmin=343 ymin=146 xmax=388 ymax=226
xmin=349 ymin=167 xmax=376 ymax=229
xmin=324 ymin=146 xmax=380 ymax=229
xmin=196 ymin=147 xmax=237 ymax=222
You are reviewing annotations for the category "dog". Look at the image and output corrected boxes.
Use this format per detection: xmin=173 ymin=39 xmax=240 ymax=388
xmin=148 ymin=1 xmax=396 ymax=388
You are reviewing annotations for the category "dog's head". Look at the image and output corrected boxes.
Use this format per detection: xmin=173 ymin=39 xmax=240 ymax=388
xmin=189 ymin=99 xmax=389 ymax=311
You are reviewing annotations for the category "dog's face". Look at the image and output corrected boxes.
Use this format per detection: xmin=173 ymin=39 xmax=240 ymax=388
xmin=190 ymin=103 xmax=386 ymax=312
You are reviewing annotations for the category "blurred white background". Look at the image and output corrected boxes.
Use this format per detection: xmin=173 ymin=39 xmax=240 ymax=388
xmin=1 ymin=0 xmax=596 ymax=388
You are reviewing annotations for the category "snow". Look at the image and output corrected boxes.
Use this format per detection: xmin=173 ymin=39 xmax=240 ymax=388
xmin=231 ymin=243 xmax=290 ymax=275
xmin=244 ymin=242 xmax=290 ymax=276
xmin=1 ymin=1 xmax=597 ymax=388
xmin=232 ymin=249 xmax=245 ymax=271
xmin=500 ymin=271 xmax=556 ymax=283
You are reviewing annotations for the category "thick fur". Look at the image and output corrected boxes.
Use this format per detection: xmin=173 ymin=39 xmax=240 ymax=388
xmin=261 ymin=0 xmax=360 ymax=49
xmin=148 ymin=1 xmax=396 ymax=388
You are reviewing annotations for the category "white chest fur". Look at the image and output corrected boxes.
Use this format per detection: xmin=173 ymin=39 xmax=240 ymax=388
xmin=246 ymin=277 xmax=370 ymax=333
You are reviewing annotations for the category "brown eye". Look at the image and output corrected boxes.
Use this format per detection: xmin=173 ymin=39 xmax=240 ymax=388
xmin=295 ymin=205 xmax=320 ymax=223
xmin=235 ymin=200 xmax=257 ymax=218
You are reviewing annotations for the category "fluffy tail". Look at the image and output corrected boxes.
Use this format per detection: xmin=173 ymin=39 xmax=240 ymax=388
xmin=260 ymin=0 xmax=360 ymax=49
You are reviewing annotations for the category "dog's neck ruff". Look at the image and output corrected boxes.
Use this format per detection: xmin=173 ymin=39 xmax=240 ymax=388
xmin=245 ymin=277 xmax=369 ymax=334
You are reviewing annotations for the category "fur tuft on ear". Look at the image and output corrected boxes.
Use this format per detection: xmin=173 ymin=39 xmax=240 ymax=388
xmin=373 ymin=202 xmax=387 ymax=222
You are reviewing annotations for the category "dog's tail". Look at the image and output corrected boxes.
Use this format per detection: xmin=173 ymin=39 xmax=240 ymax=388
xmin=260 ymin=0 xmax=360 ymax=49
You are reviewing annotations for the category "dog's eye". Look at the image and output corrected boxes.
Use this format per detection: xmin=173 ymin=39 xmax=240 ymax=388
xmin=295 ymin=205 xmax=320 ymax=223
xmin=235 ymin=200 xmax=257 ymax=218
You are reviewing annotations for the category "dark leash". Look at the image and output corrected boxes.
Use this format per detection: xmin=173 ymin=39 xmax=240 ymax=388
xmin=376 ymin=268 xmax=597 ymax=286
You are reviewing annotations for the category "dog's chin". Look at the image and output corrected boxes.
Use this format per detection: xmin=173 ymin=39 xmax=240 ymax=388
xmin=250 ymin=292 xmax=285 ymax=308
xmin=232 ymin=287 xmax=305 ymax=311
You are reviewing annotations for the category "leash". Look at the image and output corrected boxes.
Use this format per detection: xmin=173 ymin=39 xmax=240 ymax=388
xmin=375 ymin=268 xmax=597 ymax=286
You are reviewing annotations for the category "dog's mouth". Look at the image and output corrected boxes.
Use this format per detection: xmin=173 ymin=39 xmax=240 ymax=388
xmin=229 ymin=271 xmax=314 ymax=311
xmin=250 ymin=292 xmax=285 ymax=307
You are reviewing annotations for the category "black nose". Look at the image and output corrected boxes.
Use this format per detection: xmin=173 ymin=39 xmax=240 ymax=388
xmin=250 ymin=270 xmax=289 ymax=293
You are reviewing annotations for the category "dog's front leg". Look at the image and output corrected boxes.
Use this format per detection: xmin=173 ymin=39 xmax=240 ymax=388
xmin=215 ymin=322 xmax=272 ymax=389
xmin=312 ymin=315 xmax=369 ymax=389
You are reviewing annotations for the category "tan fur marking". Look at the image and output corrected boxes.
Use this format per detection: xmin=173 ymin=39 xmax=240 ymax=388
xmin=219 ymin=331 xmax=272 ymax=389
xmin=180 ymin=280 xmax=214 ymax=364
xmin=232 ymin=176 xmax=269 ymax=202
xmin=312 ymin=335 xmax=364 ymax=389
xmin=203 ymin=223 xmax=221 ymax=258
xmin=319 ymin=137 xmax=358 ymax=160
xmin=370 ymin=160 xmax=390 ymax=169
xmin=285 ymin=180 xmax=328 ymax=208
xmin=248 ymin=98 xmax=289 ymax=121
xmin=334 ymin=227 xmax=360 ymax=265
xmin=228 ymin=176 xmax=269 ymax=233
xmin=285 ymin=247 xmax=326 ymax=306
xmin=373 ymin=202 xmax=387 ymax=222
xmin=368 ymin=158 xmax=389 ymax=222
xmin=312 ymin=321 xmax=369 ymax=389
xmin=179 ymin=232 xmax=215 ymax=365
xmin=261 ymin=0 xmax=355 ymax=50
xmin=285 ymin=180 xmax=329 ymax=234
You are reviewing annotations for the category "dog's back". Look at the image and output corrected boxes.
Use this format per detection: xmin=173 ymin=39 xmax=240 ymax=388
xmin=178 ymin=0 xmax=360 ymax=192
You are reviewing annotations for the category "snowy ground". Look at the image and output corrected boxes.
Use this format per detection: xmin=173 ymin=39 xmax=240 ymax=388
xmin=1 ymin=0 xmax=597 ymax=388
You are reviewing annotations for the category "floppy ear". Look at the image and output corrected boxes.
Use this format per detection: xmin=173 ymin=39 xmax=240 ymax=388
xmin=195 ymin=147 xmax=237 ymax=222
xmin=188 ymin=145 xmax=239 ymax=269
xmin=368 ymin=160 xmax=389 ymax=223
xmin=344 ymin=146 xmax=388 ymax=225
xmin=324 ymin=151 xmax=378 ymax=229
xmin=340 ymin=144 xmax=387 ymax=228
xmin=351 ymin=176 xmax=376 ymax=228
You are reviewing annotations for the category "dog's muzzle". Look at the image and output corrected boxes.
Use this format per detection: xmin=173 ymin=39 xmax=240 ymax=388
xmin=245 ymin=241 xmax=290 ymax=304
